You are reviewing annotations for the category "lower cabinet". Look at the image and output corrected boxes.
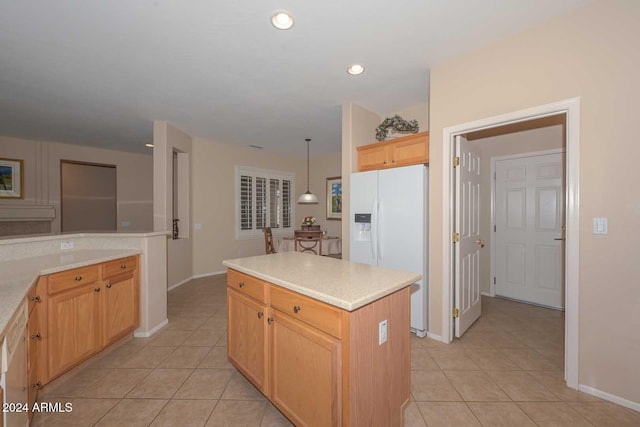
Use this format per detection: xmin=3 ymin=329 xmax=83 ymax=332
xmin=47 ymin=282 xmax=103 ymax=379
xmin=35 ymin=256 xmax=140 ymax=385
xmin=227 ymin=289 xmax=268 ymax=393
xmin=271 ymin=310 xmax=341 ymax=426
xmin=227 ymin=268 xmax=411 ymax=427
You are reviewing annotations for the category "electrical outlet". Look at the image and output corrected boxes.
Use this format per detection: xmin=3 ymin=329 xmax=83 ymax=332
xmin=60 ymin=241 xmax=74 ymax=250
xmin=195 ymin=223 xmax=202 ymax=230
xmin=379 ymin=319 xmax=388 ymax=345
xmin=121 ymin=221 xmax=131 ymax=228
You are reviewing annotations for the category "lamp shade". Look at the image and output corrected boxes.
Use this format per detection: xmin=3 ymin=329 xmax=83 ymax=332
xmin=297 ymin=191 xmax=319 ymax=204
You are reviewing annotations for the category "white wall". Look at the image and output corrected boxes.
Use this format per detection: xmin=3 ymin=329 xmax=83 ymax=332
xmin=428 ymin=0 xmax=640 ymax=405
xmin=0 ymin=136 xmax=153 ymax=235
xmin=153 ymin=121 xmax=193 ymax=288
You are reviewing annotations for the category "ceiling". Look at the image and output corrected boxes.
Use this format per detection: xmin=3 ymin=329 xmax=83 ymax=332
xmin=0 ymin=0 xmax=590 ymax=158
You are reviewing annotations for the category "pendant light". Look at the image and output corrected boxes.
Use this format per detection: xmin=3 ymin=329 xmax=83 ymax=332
xmin=298 ymin=138 xmax=319 ymax=204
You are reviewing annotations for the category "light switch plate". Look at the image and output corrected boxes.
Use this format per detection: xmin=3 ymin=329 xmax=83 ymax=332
xmin=593 ymin=217 xmax=608 ymax=235
xmin=60 ymin=241 xmax=74 ymax=250
xmin=379 ymin=320 xmax=388 ymax=345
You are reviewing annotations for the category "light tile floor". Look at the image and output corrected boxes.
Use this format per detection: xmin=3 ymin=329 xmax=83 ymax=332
xmin=32 ymin=275 xmax=640 ymax=426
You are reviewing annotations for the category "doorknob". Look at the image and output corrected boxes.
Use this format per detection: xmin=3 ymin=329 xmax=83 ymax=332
xmin=475 ymin=239 xmax=485 ymax=248
xmin=554 ymin=236 xmax=566 ymax=241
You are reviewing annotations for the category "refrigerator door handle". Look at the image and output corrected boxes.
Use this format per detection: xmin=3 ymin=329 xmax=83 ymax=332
xmin=378 ymin=197 xmax=383 ymax=261
xmin=371 ymin=197 xmax=378 ymax=261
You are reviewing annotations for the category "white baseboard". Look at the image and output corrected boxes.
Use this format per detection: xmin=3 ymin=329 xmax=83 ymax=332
xmin=168 ymin=270 xmax=228 ymax=291
xmin=426 ymin=332 xmax=444 ymax=342
xmin=168 ymin=276 xmax=193 ymax=291
xmin=134 ymin=318 xmax=168 ymax=338
xmin=481 ymin=291 xmax=495 ymax=297
xmin=193 ymin=270 xmax=226 ymax=279
xmin=579 ymin=384 xmax=640 ymax=412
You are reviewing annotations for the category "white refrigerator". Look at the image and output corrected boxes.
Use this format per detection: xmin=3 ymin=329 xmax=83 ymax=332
xmin=350 ymin=164 xmax=428 ymax=337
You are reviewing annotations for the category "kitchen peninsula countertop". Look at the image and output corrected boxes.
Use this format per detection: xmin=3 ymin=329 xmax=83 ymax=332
xmin=0 ymin=249 xmax=141 ymax=340
xmin=223 ymin=252 xmax=421 ymax=311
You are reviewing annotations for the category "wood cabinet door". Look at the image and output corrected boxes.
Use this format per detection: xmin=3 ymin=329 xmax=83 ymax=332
xmin=358 ymin=144 xmax=390 ymax=171
xmin=48 ymin=283 xmax=102 ymax=379
xmin=390 ymin=133 xmax=428 ymax=167
xmin=103 ymin=273 xmax=136 ymax=345
xmin=270 ymin=311 xmax=342 ymax=427
xmin=227 ymin=289 xmax=268 ymax=393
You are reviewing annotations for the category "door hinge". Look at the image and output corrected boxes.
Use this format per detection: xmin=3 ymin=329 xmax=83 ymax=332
xmin=453 ymin=232 xmax=460 ymax=243
xmin=493 ymin=277 xmax=496 ymax=285
xmin=453 ymin=307 xmax=459 ymax=318
xmin=494 ymin=224 xmax=496 ymax=232
xmin=453 ymin=156 xmax=460 ymax=168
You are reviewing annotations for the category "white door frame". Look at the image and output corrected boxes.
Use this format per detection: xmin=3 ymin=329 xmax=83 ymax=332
xmin=489 ymin=148 xmax=566 ymax=299
xmin=441 ymin=97 xmax=580 ymax=389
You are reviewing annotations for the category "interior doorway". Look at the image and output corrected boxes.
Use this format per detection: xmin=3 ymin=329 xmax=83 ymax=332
xmin=441 ymin=98 xmax=580 ymax=389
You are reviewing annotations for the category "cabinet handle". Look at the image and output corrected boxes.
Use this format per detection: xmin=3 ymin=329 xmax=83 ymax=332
xmin=293 ymin=305 xmax=301 ymax=314
xmin=94 ymin=287 xmax=101 ymax=292
xmin=258 ymin=312 xmax=264 ymax=319
xmin=392 ymin=159 xmax=396 ymax=164
xmin=105 ymin=282 xmax=112 ymax=288
xmin=239 ymin=282 xmax=245 ymax=288
xmin=31 ymin=295 xmax=41 ymax=302
xmin=267 ymin=317 xmax=274 ymax=325
xmin=120 ymin=264 xmax=127 ymax=269
xmin=31 ymin=381 xmax=42 ymax=389
xmin=31 ymin=332 xmax=41 ymax=340
xmin=75 ymin=275 xmax=82 ymax=281
xmin=383 ymin=160 xmax=387 ymax=164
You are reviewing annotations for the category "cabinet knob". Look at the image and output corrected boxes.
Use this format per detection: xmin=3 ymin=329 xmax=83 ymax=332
xmin=31 ymin=332 xmax=41 ymax=340
xmin=105 ymin=282 xmax=112 ymax=288
xmin=31 ymin=295 xmax=41 ymax=302
xmin=293 ymin=305 xmax=301 ymax=314
xmin=94 ymin=287 xmax=101 ymax=292
xmin=392 ymin=159 xmax=396 ymax=163
xmin=267 ymin=317 xmax=274 ymax=325
xmin=31 ymin=381 xmax=42 ymax=389
xmin=75 ymin=275 xmax=82 ymax=281
xmin=383 ymin=160 xmax=387 ymax=164
xmin=258 ymin=312 xmax=264 ymax=319
xmin=120 ymin=264 xmax=127 ymax=269
xmin=239 ymin=282 xmax=245 ymax=288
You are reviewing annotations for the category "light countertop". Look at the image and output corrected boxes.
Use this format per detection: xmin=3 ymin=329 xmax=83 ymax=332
xmin=0 ymin=249 xmax=141 ymax=341
xmin=223 ymin=252 xmax=421 ymax=311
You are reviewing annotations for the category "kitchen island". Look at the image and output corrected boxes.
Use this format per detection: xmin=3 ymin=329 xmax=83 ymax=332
xmin=223 ymin=252 xmax=421 ymax=427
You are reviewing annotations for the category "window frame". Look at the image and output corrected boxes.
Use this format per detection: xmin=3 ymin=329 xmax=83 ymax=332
xmin=235 ymin=166 xmax=295 ymax=240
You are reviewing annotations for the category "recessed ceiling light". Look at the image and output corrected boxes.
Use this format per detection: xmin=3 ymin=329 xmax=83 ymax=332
xmin=271 ymin=11 xmax=294 ymax=30
xmin=145 ymin=143 xmax=154 ymax=148
xmin=347 ymin=64 xmax=365 ymax=75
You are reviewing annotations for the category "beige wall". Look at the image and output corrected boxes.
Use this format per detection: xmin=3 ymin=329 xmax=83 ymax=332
xmin=429 ymin=0 xmax=639 ymax=403
xmin=0 ymin=136 xmax=153 ymax=234
xmin=153 ymin=121 xmax=193 ymax=288
xmin=473 ymin=125 xmax=565 ymax=295
xmin=191 ymin=138 xmax=341 ymax=276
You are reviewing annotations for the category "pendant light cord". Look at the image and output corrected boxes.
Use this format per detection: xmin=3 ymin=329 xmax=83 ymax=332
xmin=305 ymin=138 xmax=311 ymax=191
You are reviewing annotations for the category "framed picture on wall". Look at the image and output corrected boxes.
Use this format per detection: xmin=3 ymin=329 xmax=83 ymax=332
xmin=0 ymin=158 xmax=24 ymax=199
xmin=326 ymin=176 xmax=342 ymax=220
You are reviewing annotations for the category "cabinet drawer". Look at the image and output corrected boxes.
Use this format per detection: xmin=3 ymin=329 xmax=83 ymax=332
xmin=103 ymin=256 xmax=137 ymax=278
xmin=48 ymin=265 xmax=99 ymax=295
xmin=270 ymin=286 xmax=343 ymax=339
xmin=227 ymin=269 xmax=268 ymax=304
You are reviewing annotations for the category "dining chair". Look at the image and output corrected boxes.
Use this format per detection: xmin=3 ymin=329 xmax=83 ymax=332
xmin=294 ymin=230 xmax=323 ymax=255
xmin=263 ymin=227 xmax=277 ymax=254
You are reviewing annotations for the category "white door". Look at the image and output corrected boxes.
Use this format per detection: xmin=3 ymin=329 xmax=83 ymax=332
xmin=349 ymin=170 xmax=379 ymax=266
xmin=455 ymin=136 xmax=482 ymax=337
xmin=379 ymin=165 xmax=427 ymax=335
xmin=495 ymin=152 xmax=565 ymax=308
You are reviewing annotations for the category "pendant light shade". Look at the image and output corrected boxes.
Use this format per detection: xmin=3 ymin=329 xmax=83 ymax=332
xmin=298 ymin=138 xmax=319 ymax=204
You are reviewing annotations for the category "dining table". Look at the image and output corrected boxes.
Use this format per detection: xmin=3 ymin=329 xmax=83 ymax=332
xmin=277 ymin=235 xmax=342 ymax=256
